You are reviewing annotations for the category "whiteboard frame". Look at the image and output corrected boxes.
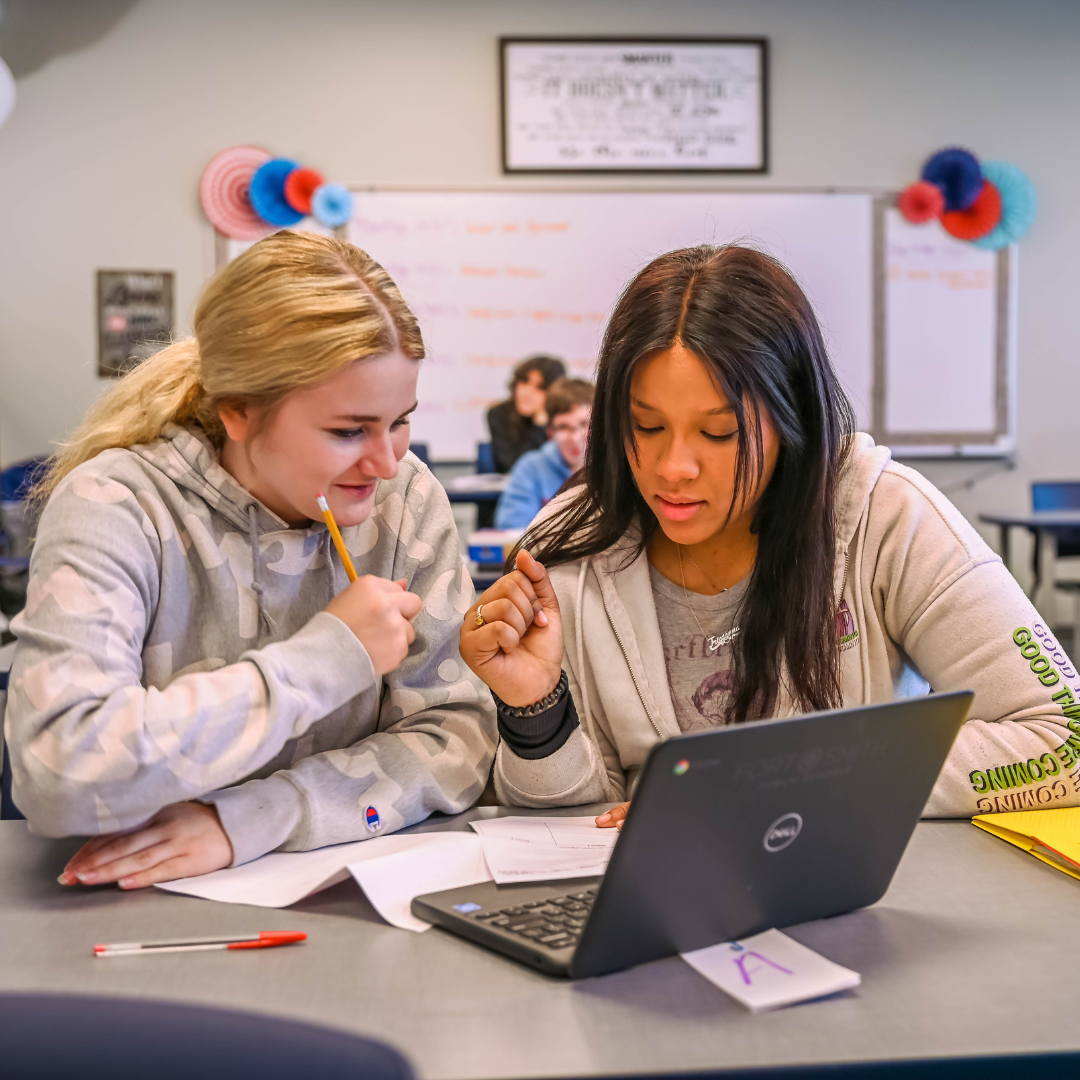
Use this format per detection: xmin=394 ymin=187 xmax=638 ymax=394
xmin=871 ymin=197 xmax=1017 ymax=459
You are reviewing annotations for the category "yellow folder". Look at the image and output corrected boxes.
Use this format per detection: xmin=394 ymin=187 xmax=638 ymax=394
xmin=972 ymin=807 xmax=1080 ymax=881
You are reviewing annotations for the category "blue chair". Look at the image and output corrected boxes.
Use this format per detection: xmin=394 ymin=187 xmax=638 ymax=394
xmin=0 ymin=993 xmax=415 ymax=1080
xmin=409 ymin=442 xmax=430 ymax=466
xmin=476 ymin=441 xmax=495 ymax=475
xmin=606 ymin=1052 xmax=1080 ymax=1077
xmin=1032 ymin=482 xmax=1080 ymax=636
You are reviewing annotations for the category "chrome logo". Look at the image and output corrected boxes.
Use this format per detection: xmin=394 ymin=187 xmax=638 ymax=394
xmin=673 ymin=759 xmax=690 ymax=776
xmin=763 ymin=812 xmax=803 ymax=852
xmin=365 ymin=806 xmax=382 ymax=833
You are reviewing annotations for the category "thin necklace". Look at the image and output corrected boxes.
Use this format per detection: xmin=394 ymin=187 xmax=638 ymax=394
xmin=677 ymin=545 xmax=740 ymax=655
xmin=685 ymin=548 xmax=723 ymax=593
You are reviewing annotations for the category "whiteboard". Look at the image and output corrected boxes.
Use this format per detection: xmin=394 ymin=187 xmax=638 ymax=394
xmin=211 ymin=190 xmax=1016 ymax=461
xmin=347 ymin=190 xmax=874 ymax=459
xmin=873 ymin=206 xmax=1016 ymax=456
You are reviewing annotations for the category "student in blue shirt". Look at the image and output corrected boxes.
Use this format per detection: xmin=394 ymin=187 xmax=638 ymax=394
xmin=495 ymin=379 xmax=593 ymax=530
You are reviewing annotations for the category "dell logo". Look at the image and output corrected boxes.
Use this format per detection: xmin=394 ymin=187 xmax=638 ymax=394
xmin=763 ymin=813 xmax=803 ymax=852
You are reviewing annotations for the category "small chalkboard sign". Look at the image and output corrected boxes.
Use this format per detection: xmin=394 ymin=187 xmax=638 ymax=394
xmin=97 ymin=269 xmax=175 ymax=377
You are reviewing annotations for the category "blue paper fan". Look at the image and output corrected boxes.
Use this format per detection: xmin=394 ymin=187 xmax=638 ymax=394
xmin=971 ymin=161 xmax=1038 ymax=250
xmin=921 ymin=148 xmax=983 ymax=212
xmin=249 ymin=158 xmax=304 ymax=227
xmin=311 ymin=183 xmax=353 ymax=228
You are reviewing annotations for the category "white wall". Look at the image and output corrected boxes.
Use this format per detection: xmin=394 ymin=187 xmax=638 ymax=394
xmin=0 ymin=0 xmax=1077 ymax=584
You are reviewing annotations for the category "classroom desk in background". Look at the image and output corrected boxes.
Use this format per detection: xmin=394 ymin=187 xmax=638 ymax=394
xmin=442 ymin=473 xmax=508 ymax=505
xmin=2 ymin=808 xmax=1080 ymax=1078
xmin=979 ymin=510 xmax=1080 ymax=621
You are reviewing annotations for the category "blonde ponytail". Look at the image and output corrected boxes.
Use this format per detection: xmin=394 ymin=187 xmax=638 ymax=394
xmin=34 ymin=230 xmax=423 ymax=503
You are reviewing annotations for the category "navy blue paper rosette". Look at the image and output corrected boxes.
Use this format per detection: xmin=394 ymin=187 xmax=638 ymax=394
xmin=921 ymin=148 xmax=983 ymax=212
xmin=249 ymin=158 xmax=304 ymax=227
xmin=972 ymin=161 xmax=1038 ymax=250
xmin=311 ymin=182 xmax=353 ymax=228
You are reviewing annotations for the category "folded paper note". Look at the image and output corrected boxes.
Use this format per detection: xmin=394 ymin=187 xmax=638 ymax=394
xmin=469 ymin=815 xmax=618 ymax=884
xmin=972 ymin=806 xmax=1080 ymax=881
xmin=682 ymin=929 xmax=861 ymax=1012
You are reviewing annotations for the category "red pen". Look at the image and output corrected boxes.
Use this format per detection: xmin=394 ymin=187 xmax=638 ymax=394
xmin=93 ymin=931 xmax=307 ymax=957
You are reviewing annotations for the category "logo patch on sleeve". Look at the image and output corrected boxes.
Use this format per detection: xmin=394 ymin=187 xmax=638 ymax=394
xmin=836 ymin=599 xmax=859 ymax=651
xmin=364 ymin=806 xmax=382 ymax=832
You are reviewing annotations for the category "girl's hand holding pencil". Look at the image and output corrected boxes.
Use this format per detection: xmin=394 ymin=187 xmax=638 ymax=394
xmin=325 ymin=575 xmax=422 ymax=676
xmin=319 ymin=491 xmax=422 ymax=676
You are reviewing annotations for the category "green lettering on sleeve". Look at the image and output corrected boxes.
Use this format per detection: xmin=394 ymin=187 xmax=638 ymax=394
xmin=970 ymin=770 xmax=988 ymax=793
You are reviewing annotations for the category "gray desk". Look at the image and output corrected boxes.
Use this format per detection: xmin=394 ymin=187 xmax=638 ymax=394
xmin=979 ymin=510 xmax=1080 ymax=616
xmin=2 ymin=808 xmax=1079 ymax=1079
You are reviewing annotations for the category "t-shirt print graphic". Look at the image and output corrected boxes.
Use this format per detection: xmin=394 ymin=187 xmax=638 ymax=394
xmin=649 ymin=564 xmax=747 ymax=734
xmin=691 ymin=669 xmax=736 ymax=727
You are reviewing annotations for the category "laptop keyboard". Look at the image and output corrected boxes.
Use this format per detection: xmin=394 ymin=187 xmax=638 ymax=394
xmin=469 ymin=888 xmax=597 ymax=950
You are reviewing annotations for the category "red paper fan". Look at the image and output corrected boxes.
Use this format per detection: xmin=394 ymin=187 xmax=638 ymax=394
xmin=283 ymin=167 xmax=324 ymax=214
xmin=941 ymin=181 xmax=1003 ymax=241
xmin=199 ymin=145 xmax=273 ymax=240
xmin=898 ymin=181 xmax=944 ymax=224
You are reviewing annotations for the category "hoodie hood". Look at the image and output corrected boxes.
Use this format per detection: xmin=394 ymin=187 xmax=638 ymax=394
xmin=128 ymin=423 xmax=341 ymax=634
xmin=834 ymin=432 xmax=893 ymax=549
xmin=129 ymin=423 xmax=302 ymax=536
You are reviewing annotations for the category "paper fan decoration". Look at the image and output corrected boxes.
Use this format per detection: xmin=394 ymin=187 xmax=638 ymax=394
xmin=941 ymin=181 xmax=1003 ymax=241
xmin=284 ymin=168 xmax=325 ymax=214
xmin=199 ymin=145 xmax=273 ymax=240
xmin=249 ymin=158 xmax=305 ymax=227
xmin=972 ymin=162 xmax=1038 ymax=250
xmin=311 ymin=183 xmax=353 ymax=228
xmin=921 ymin=148 xmax=983 ymax=212
xmin=898 ymin=181 xmax=945 ymax=224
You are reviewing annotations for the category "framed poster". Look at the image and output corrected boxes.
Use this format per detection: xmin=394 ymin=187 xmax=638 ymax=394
xmin=97 ymin=269 xmax=174 ymax=377
xmin=500 ymin=37 xmax=768 ymax=174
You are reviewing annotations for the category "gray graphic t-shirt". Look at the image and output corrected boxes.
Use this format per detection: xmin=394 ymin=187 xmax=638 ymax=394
xmin=648 ymin=564 xmax=749 ymax=733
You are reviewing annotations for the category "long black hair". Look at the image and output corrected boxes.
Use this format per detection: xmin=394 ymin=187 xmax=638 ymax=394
xmin=521 ymin=244 xmax=857 ymax=723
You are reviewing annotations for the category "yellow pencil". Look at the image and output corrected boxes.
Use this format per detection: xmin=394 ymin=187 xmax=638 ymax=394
xmin=316 ymin=493 xmax=357 ymax=582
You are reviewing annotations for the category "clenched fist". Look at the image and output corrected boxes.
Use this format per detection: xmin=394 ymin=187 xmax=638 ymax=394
xmin=326 ymin=575 xmax=423 ymax=677
xmin=460 ymin=550 xmax=563 ymax=708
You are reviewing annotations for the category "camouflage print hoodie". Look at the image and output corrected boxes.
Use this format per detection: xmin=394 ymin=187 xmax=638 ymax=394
xmin=4 ymin=425 xmax=496 ymax=865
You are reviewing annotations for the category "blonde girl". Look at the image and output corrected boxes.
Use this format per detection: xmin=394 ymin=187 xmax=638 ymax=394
xmin=6 ymin=231 xmax=495 ymax=888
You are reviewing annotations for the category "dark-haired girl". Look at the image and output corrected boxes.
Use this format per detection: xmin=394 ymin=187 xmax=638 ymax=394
xmin=459 ymin=244 xmax=1080 ymax=822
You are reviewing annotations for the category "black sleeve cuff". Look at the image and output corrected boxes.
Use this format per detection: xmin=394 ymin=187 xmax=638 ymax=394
xmin=497 ymin=690 xmax=580 ymax=761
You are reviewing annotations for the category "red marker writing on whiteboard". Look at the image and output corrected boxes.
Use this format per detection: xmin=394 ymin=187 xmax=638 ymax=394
xmin=93 ymin=931 xmax=307 ymax=957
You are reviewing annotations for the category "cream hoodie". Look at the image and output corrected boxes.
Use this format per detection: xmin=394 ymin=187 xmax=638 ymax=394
xmin=494 ymin=434 xmax=1080 ymax=817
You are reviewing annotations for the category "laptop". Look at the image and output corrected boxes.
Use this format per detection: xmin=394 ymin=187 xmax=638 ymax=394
xmin=412 ymin=691 xmax=973 ymax=978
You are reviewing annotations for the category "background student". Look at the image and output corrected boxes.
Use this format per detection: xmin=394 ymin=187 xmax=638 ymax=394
xmin=486 ymin=355 xmax=567 ymax=474
xmin=494 ymin=378 xmax=594 ymax=530
xmin=459 ymin=244 xmax=1080 ymax=822
xmin=5 ymin=230 xmax=496 ymax=890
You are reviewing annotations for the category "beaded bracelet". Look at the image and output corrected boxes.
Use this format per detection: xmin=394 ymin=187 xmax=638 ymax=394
xmin=492 ymin=670 xmax=568 ymax=720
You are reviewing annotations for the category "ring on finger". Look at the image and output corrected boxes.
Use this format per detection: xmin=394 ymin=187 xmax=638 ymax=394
xmin=474 ymin=604 xmax=486 ymax=628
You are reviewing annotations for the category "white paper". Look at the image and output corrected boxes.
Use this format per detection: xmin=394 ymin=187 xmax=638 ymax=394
xmin=469 ymin=816 xmax=617 ymax=884
xmin=682 ymin=929 xmax=861 ymax=1012
xmin=347 ymin=833 xmax=491 ymax=932
xmin=155 ymin=832 xmax=485 ymax=919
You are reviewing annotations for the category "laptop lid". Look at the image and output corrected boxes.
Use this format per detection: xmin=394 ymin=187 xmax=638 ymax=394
xmin=570 ymin=691 xmax=972 ymax=978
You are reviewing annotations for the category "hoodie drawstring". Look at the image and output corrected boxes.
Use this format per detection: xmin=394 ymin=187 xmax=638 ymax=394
xmin=323 ymin=528 xmax=340 ymax=603
xmin=247 ymin=505 xmax=277 ymax=636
